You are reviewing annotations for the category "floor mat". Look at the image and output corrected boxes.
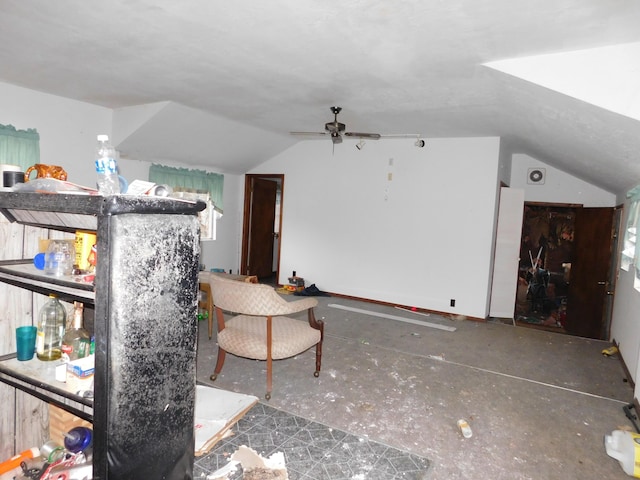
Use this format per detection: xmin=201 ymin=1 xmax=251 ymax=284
xmin=194 ymin=403 xmax=431 ymax=479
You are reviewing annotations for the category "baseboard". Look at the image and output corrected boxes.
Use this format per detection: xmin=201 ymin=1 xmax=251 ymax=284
xmin=612 ymin=338 xmax=635 ymax=390
xmin=325 ymin=291 xmax=485 ymax=322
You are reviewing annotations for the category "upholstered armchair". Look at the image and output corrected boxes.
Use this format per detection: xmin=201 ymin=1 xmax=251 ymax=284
xmin=209 ymin=273 xmax=324 ymax=399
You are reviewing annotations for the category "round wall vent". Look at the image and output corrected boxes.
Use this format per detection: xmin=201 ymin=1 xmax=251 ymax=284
xmin=527 ymin=168 xmax=546 ymax=185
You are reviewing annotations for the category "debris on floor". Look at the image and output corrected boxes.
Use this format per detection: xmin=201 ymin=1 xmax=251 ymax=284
xmin=604 ymin=429 xmax=640 ymax=477
xmin=195 ymin=386 xmax=258 ymax=456
xmin=602 ymin=346 xmax=619 ymax=357
xmin=207 ymin=446 xmax=288 ymax=479
xmin=232 ymin=446 xmax=288 ymax=479
xmin=457 ymin=419 xmax=473 ymax=438
xmin=395 ymin=306 xmax=430 ymax=317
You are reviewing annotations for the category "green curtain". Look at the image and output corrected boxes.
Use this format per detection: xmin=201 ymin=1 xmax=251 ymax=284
xmin=149 ymin=164 xmax=224 ymax=212
xmin=0 ymin=124 xmax=40 ymax=171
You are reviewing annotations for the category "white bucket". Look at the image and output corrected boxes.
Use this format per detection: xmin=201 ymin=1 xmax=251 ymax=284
xmin=605 ymin=429 xmax=640 ymax=477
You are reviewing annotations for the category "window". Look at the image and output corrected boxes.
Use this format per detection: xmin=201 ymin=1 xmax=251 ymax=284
xmin=621 ymin=198 xmax=639 ymax=272
xmin=148 ymin=164 xmax=223 ymax=212
xmin=149 ymin=164 xmax=224 ymax=240
xmin=621 ymin=185 xmax=640 ymax=292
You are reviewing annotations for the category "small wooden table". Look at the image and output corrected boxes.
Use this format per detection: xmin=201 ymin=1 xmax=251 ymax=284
xmin=198 ymin=272 xmax=258 ymax=339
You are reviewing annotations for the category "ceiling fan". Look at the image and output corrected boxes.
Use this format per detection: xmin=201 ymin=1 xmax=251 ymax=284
xmin=290 ymin=106 xmax=381 ymax=145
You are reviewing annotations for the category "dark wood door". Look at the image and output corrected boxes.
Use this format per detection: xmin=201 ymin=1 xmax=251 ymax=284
xmin=247 ymin=177 xmax=277 ymax=278
xmin=565 ymin=207 xmax=615 ymax=339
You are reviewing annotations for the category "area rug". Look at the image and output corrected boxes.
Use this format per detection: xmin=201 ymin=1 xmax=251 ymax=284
xmin=193 ymin=402 xmax=431 ymax=480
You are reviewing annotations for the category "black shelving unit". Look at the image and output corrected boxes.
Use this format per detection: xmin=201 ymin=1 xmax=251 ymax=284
xmin=0 ymin=192 xmax=205 ymax=479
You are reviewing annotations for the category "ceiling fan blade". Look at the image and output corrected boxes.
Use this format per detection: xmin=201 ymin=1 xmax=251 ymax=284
xmin=344 ymin=132 xmax=381 ymax=140
xmin=292 ymin=107 xmax=382 ymax=146
xmin=290 ymin=131 xmax=327 ymax=136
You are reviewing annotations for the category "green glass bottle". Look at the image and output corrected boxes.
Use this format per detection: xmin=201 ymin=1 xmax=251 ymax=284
xmin=61 ymin=302 xmax=91 ymax=361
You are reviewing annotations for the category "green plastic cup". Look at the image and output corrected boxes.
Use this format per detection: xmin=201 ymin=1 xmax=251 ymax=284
xmin=16 ymin=326 xmax=37 ymax=361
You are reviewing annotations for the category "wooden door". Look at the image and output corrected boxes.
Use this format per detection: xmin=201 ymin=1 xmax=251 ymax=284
xmin=245 ymin=177 xmax=278 ymax=279
xmin=565 ymin=207 xmax=615 ymax=339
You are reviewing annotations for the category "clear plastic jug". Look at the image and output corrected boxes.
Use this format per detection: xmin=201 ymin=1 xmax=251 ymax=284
xmin=605 ymin=429 xmax=640 ymax=477
xmin=44 ymin=240 xmax=75 ymax=276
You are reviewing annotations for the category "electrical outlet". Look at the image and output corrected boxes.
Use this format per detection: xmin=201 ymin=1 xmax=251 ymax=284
xmin=450 ymin=299 xmax=455 ymax=307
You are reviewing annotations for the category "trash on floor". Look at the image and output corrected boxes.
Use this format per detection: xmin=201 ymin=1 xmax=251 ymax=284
xmin=195 ymin=386 xmax=258 ymax=456
xmin=602 ymin=346 xmax=619 ymax=357
xmin=207 ymin=446 xmax=288 ymax=480
xmin=232 ymin=446 xmax=287 ymax=479
xmin=395 ymin=306 xmax=430 ymax=317
xmin=293 ymin=283 xmax=330 ymax=296
xmin=604 ymin=429 xmax=640 ymax=477
xmin=457 ymin=419 xmax=473 ymax=439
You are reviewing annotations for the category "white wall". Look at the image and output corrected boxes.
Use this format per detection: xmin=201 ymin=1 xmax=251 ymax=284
xmin=511 ymin=153 xmax=616 ymax=207
xmin=0 ymin=82 xmax=112 ymax=186
xmin=251 ymin=137 xmax=502 ymax=319
xmin=610 ymin=194 xmax=640 ymax=394
xmin=0 ymin=82 xmax=242 ymax=271
xmin=611 ymin=267 xmax=640 ymax=391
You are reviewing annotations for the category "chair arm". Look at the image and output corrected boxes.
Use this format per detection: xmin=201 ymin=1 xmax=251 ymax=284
xmin=274 ymin=296 xmax=318 ymax=315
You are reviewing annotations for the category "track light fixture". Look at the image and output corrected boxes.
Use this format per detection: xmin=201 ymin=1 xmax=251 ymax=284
xmin=356 ymin=140 xmax=365 ymax=150
xmin=415 ymin=138 xmax=425 ymax=148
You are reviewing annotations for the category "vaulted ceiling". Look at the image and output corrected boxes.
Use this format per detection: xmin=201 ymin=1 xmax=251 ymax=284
xmin=0 ymin=1 xmax=639 ymax=193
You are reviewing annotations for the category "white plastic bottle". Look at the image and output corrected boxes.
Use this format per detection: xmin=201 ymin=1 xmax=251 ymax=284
xmin=604 ymin=429 xmax=640 ymax=477
xmin=95 ymin=134 xmax=120 ymax=195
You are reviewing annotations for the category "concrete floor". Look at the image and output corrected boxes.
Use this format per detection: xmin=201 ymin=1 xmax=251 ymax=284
xmin=195 ymin=295 xmax=634 ymax=479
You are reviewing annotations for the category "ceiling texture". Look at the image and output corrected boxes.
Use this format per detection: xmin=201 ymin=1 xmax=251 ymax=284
xmin=0 ymin=0 xmax=639 ymax=193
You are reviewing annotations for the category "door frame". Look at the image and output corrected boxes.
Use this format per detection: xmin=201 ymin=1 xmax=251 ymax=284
xmin=240 ymin=173 xmax=285 ymax=281
xmin=515 ymin=201 xmax=620 ymax=339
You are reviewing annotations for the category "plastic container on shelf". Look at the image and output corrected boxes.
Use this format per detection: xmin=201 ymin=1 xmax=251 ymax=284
xmin=36 ymin=294 xmax=66 ymax=361
xmin=44 ymin=240 xmax=75 ymax=276
xmin=95 ymin=134 xmax=120 ymax=195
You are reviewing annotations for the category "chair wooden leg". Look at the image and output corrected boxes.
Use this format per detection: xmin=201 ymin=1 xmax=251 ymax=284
xmin=308 ymin=308 xmax=324 ymax=377
xmin=266 ymin=316 xmax=273 ymax=400
xmin=266 ymin=356 xmax=272 ymax=400
xmin=210 ymin=348 xmax=226 ymax=382
xmin=314 ymin=342 xmax=322 ymax=377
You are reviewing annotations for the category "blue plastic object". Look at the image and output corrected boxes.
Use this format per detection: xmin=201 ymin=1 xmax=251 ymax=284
xmin=64 ymin=426 xmax=93 ymax=453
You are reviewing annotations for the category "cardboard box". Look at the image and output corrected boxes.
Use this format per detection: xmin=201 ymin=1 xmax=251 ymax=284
xmin=66 ymin=355 xmax=94 ymax=393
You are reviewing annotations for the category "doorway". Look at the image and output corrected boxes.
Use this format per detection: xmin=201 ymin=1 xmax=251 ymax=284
xmin=240 ymin=174 xmax=284 ymax=282
xmin=515 ymin=202 xmax=617 ymax=339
